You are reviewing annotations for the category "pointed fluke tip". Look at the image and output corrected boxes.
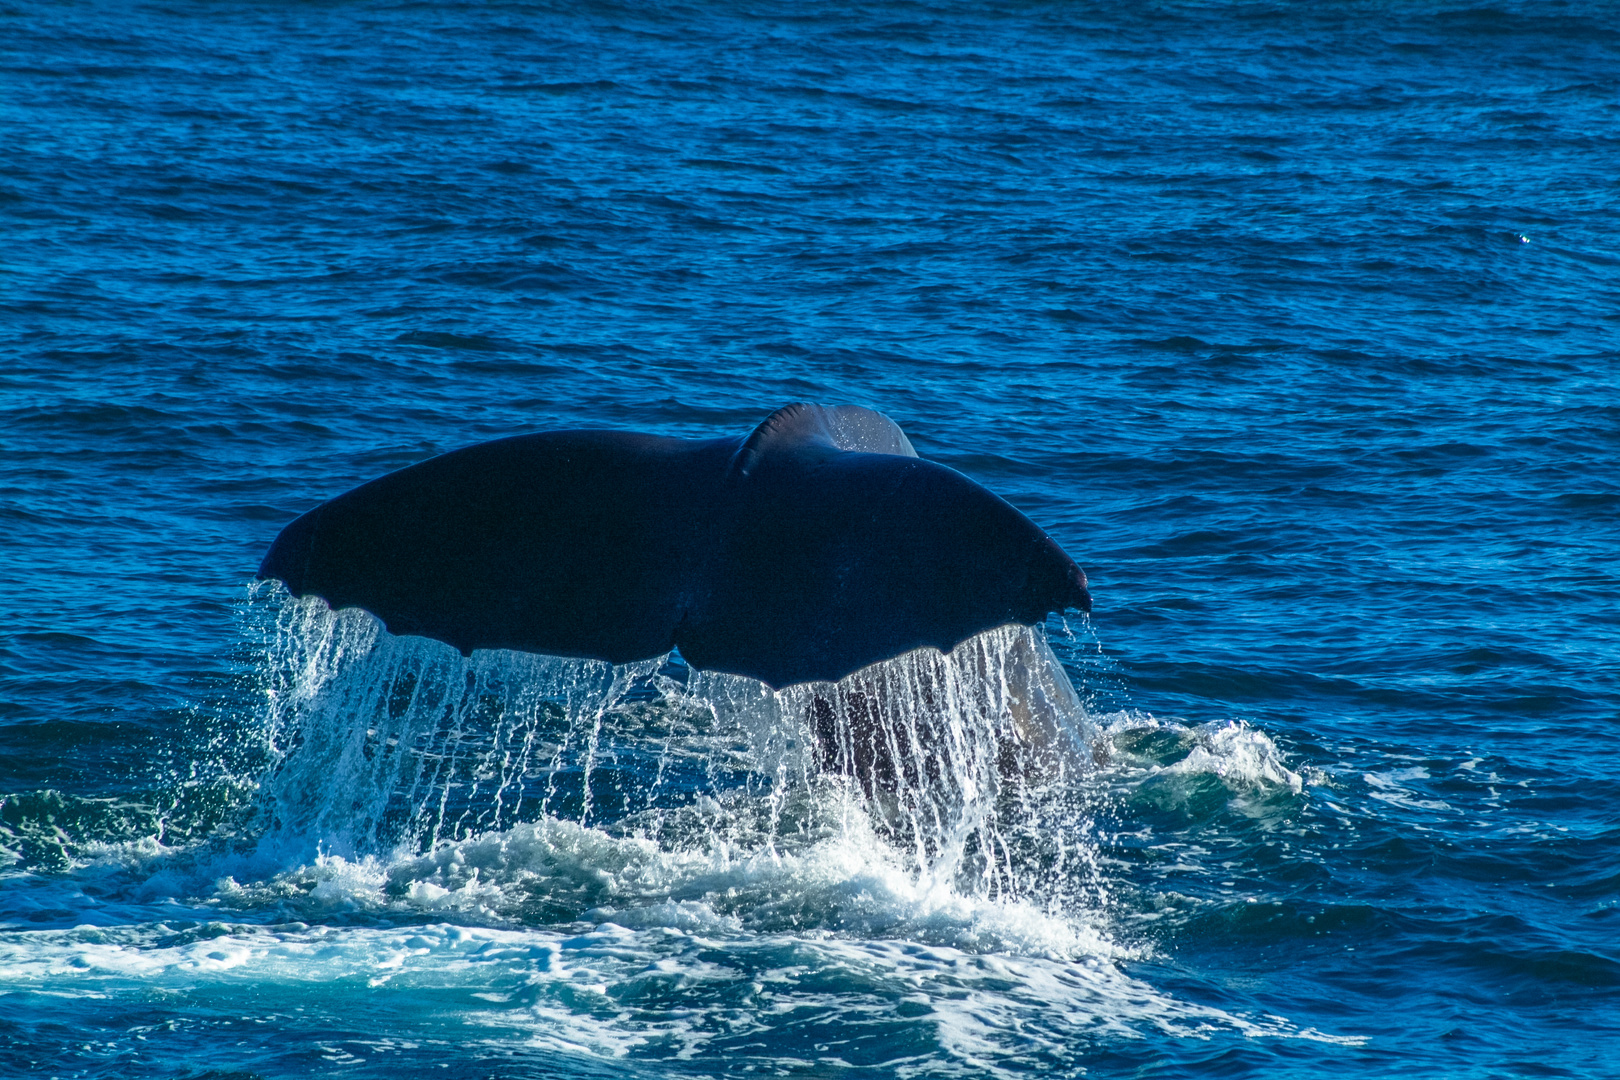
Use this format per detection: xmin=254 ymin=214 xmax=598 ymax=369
xmin=1070 ymin=565 xmax=1093 ymax=614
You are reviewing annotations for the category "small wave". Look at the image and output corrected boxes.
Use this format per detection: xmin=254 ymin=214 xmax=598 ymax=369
xmin=1101 ymin=714 xmax=1308 ymax=791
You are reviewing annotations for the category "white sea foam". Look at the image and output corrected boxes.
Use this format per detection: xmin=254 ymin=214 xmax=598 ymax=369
xmin=0 ymin=915 xmax=1364 ymax=1077
xmin=1098 ymin=712 xmax=1310 ymax=798
xmin=1165 ymin=721 xmax=1305 ymax=795
xmin=1364 ymin=767 xmax=1454 ymax=812
xmin=0 ymin=587 xmax=1365 ymax=1072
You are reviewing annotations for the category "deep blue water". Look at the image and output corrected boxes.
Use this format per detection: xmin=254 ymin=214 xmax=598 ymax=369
xmin=3 ymin=1 xmax=1618 ymax=1077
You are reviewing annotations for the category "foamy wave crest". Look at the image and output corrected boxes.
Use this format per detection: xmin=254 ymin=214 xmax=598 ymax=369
xmin=1163 ymin=720 xmax=1305 ymax=794
xmin=1096 ymin=713 xmax=1311 ymax=827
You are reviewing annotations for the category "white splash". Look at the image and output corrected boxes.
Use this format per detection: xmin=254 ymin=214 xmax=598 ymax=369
xmin=248 ymin=588 xmax=1105 ymax=913
xmin=1099 ymin=713 xmax=1308 ymax=797
xmin=0 ymin=586 xmax=1367 ymax=1074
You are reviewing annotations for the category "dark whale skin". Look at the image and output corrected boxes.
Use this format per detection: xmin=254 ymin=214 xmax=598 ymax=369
xmin=259 ymin=404 xmax=1091 ymax=688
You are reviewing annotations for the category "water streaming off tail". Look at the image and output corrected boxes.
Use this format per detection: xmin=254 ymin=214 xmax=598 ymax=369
xmin=246 ymin=585 xmax=1106 ymax=914
xmin=691 ymin=626 xmax=1104 ymax=905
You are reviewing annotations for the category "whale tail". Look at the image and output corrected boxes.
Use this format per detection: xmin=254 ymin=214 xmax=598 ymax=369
xmin=259 ymin=405 xmax=1090 ymax=688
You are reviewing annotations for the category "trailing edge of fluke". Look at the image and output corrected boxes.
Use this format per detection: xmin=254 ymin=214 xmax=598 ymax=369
xmin=258 ymin=403 xmax=1091 ymax=689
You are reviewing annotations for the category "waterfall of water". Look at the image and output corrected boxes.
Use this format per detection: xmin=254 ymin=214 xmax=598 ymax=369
xmin=247 ymin=587 xmax=1104 ymax=910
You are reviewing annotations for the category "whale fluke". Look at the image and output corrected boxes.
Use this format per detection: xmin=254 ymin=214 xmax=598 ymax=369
xmin=258 ymin=404 xmax=1090 ymax=688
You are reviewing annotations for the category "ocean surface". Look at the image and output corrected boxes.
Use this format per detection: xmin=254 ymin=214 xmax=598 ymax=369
xmin=3 ymin=1 xmax=1618 ymax=1077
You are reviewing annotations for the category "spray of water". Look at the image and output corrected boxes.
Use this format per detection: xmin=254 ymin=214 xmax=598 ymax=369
xmin=0 ymin=588 xmax=1358 ymax=1072
xmin=244 ymin=584 xmax=1107 ymax=917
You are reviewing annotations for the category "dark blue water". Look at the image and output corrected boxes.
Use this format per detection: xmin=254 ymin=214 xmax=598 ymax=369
xmin=3 ymin=2 xmax=1617 ymax=1077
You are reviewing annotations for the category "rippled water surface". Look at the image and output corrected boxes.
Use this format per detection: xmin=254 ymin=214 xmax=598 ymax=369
xmin=4 ymin=2 xmax=1618 ymax=1077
